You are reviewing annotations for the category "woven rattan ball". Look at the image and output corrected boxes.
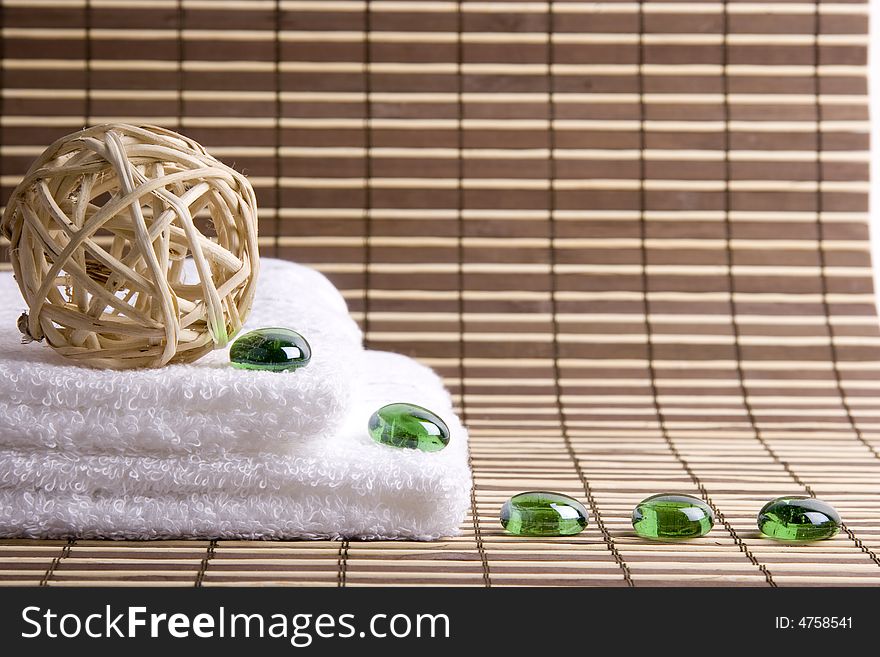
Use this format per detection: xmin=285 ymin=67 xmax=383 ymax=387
xmin=1 ymin=123 xmax=260 ymax=369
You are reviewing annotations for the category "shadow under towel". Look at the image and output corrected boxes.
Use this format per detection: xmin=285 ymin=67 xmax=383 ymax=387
xmin=0 ymin=259 xmax=472 ymax=540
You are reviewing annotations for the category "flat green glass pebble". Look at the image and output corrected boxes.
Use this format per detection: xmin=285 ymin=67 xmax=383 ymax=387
xmin=368 ymin=403 xmax=450 ymax=452
xmin=229 ymin=328 xmax=311 ymax=371
xmin=500 ymin=491 xmax=588 ymax=537
xmin=632 ymin=493 xmax=714 ymax=540
xmin=758 ymin=496 xmax=841 ymax=542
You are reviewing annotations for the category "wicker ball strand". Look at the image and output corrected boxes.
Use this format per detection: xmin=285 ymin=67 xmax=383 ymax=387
xmin=1 ymin=123 xmax=260 ymax=369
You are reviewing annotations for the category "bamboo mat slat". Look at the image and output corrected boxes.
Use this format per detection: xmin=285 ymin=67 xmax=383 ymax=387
xmin=1 ymin=0 xmax=879 ymax=586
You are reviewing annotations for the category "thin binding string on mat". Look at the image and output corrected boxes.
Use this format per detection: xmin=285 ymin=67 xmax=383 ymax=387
xmin=176 ymin=2 xmax=220 ymax=585
xmin=45 ymin=0 xmax=96 ymax=571
xmin=336 ymin=0 xmax=380 ymax=582
xmin=362 ymin=0 xmax=374 ymax=348
xmin=40 ymin=539 xmax=74 ymax=587
xmin=176 ymin=0 xmax=183 ymax=128
xmin=808 ymin=0 xmax=880 ymax=567
xmin=0 ymin=1 xmax=4 ymax=263
xmin=195 ymin=540 xmax=217 ymax=588
xmin=178 ymin=8 xmax=222 ymax=588
xmin=812 ymin=1 xmax=880 ymax=464
xmin=274 ymin=0 xmax=282 ymax=258
xmin=84 ymin=0 xmax=91 ymax=127
xmin=547 ymin=2 xmax=633 ymax=587
xmin=457 ymin=0 xmax=490 ymax=588
xmin=720 ymin=0 xmax=811 ymax=497
xmin=337 ymin=542 xmax=349 ymax=587
xmin=459 ymin=6 xmax=490 ymax=589
xmin=636 ymin=0 xmax=775 ymax=587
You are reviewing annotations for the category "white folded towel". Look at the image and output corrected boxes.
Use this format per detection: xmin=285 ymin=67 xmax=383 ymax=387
xmin=0 ymin=259 xmax=471 ymax=540
xmin=0 ymin=259 xmax=363 ymax=455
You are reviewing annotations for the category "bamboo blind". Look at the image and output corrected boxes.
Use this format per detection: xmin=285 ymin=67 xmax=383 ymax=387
xmin=1 ymin=0 xmax=879 ymax=587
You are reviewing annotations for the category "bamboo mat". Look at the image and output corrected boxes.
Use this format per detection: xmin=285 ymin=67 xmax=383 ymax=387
xmin=1 ymin=0 xmax=879 ymax=587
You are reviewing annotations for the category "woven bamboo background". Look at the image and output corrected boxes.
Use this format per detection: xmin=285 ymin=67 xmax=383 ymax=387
xmin=1 ymin=0 xmax=879 ymax=586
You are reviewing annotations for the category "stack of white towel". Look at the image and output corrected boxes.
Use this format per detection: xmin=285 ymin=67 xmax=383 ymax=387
xmin=0 ymin=259 xmax=471 ymax=540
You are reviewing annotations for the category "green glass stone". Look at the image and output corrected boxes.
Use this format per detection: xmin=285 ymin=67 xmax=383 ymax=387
xmin=500 ymin=491 xmax=588 ymax=537
xmin=758 ymin=496 xmax=841 ymax=542
xmin=368 ymin=403 xmax=450 ymax=452
xmin=632 ymin=493 xmax=714 ymax=540
xmin=229 ymin=328 xmax=311 ymax=371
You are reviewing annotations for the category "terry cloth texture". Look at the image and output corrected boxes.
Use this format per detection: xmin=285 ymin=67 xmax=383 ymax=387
xmin=0 ymin=258 xmax=471 ymax=540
